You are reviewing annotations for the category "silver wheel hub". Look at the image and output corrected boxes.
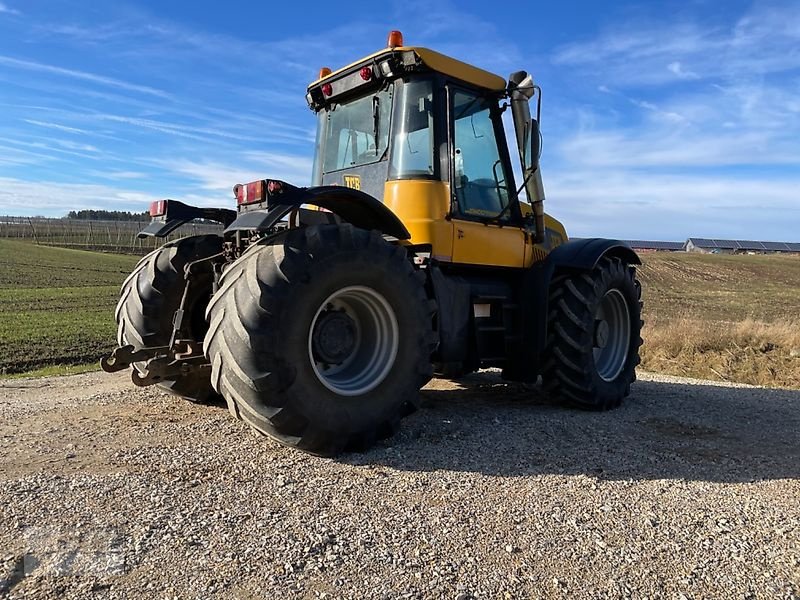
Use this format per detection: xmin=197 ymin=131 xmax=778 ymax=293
xmin=308 ymin=286 xmax=399 ymax=396
xmin=592 ymin=289 xmax=631 ymax=382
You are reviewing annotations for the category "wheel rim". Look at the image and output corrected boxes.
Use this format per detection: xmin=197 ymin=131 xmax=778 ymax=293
xmin=308 ymin=286 xmax=399 ymax=396
xmin=592 ymin=289 xmax=631 ymax=382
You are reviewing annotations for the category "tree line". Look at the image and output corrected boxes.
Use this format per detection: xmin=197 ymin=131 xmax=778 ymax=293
xmin=66 ymin=209 xmax=149 ymax=221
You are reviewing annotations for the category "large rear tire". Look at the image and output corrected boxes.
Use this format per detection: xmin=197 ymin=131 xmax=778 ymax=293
xmin=204 ymin=224 xmax=437 ymax=456
xmin=115 ymin=234 xmax=222 ymax=403
xmin=542 ymin=256 xmax=643 ymax=410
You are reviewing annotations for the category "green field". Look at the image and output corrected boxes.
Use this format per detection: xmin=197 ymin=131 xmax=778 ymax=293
xmin=0 ymin=239 xmax=138 ymax=374
xmin=1 ymin=239 xmax=798 ymax=387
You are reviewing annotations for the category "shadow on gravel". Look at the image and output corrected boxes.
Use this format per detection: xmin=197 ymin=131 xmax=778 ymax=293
xmin=356 ymin=373 xmax=800 ymax=483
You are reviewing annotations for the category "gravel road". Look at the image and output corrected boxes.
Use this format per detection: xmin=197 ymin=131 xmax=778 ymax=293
xmin=0 ymin=370 xmax=798 ymax=599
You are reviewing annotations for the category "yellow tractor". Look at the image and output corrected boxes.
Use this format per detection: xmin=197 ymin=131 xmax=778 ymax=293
xmin=102 ymin=31 xmax=643 ymax=455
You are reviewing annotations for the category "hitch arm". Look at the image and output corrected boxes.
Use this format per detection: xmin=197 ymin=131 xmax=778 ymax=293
xmin=100 ymin=345 xmax=169 ymax=373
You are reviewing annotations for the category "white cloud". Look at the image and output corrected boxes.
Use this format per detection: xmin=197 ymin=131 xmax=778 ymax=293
xmin=0 ymin=177 xmax=156 ymax=214
xmin=553 ymin=4 xmax=800 ymax=85
xmin=546 ymin=169 xmax=800 ymax=241
xmin=88 ymin=170 xmax=148 ymax=180
xmin=23 ymin=119 xmax=91 ymax=135
xmin=0 ymin=2 xmax=20 ymax=15
xmin=0 ymin=55 xmax=171 ymax=99
xmin=53 ymin=139 xmax=99 ymax=152
xmin=167 ymin=153 xmax=313 ymax=194
xmin=0 ymin=134 xmax=110 ymax=162
xmin=542 ymin=2 xmax=800 ymax=241
xmin=666 ymin=61 xmax=699 ymax=80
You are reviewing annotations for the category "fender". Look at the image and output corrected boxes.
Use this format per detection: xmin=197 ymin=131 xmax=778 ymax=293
xmin=504 ymin=238 xmax=640 ymax=382
xmin=137 ymin=200 xmax=236 ymax=238
xmin=547 ymin=237 xmax=640 ymax=271
xmin=225 ymin=184 xmax=411 ymax=240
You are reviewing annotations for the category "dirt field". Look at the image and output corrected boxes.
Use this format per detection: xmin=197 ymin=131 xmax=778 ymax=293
xmin=1 ymin=371 xmax=797 ymax=598
xmin=637 ymin=252 xmax=800 ymax=387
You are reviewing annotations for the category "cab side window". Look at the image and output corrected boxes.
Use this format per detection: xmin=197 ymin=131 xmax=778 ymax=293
xmin=451 ymin=90 xmax=511 ymax=219
xmin=389 ymin=79 xmax=435 ymax=179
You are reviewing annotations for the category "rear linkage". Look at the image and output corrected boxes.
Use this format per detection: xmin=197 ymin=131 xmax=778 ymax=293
xmin=101 ymin=252 xmax=223 ymax=387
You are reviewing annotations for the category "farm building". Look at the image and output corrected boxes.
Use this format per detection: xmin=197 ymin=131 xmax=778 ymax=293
xmin=685 ymin=238 xmax=800 ymax=254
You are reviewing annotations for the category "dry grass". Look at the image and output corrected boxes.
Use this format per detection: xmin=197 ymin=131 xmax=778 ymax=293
xmin=636 ymin=252 xmax=800 ymax=388
xmin=641 ymin=315 xmax=800 ymax=388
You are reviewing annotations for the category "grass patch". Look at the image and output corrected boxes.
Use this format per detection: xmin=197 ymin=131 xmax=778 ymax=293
xmin=0 ymin=239 xmax=138 ymax=375
xmin=2 ymin=363 xmax=100 ymax=379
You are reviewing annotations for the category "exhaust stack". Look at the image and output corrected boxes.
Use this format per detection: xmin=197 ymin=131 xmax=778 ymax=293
xmin=508 ymin=71 xmax=545 ymax=244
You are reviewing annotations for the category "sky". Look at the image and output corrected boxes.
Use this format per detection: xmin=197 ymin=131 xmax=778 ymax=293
xmin=0 ymin=0 xmax=798 ymax=241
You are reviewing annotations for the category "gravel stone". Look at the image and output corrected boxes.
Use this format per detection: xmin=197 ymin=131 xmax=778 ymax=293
xmin=0 ymin=370 xmax=798 ymax=598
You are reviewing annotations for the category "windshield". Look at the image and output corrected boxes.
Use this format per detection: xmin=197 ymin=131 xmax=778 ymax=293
xmin=312 ymin=86 xmax=393 ymax=177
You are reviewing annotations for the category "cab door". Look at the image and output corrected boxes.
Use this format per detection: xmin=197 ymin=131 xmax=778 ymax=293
xmin=448 ymin=87 xmax=526 ymax=268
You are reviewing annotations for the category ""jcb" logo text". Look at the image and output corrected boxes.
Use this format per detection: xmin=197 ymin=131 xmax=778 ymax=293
xmin=343 ymin=175 xmax=361 ymax=190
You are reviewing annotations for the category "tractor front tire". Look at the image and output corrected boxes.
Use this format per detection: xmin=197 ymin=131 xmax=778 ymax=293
xmin=203 ymin=224 xmax=437 ymax=456
xmin=542 ymin=256 xmax=643 ymax=410
xmin=115 ymin=234 xmax=222 ymax=403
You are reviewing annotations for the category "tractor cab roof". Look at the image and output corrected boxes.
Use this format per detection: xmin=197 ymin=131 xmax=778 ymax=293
xmin=308 ymin=45 xmax=507 ymax=92
xmin=306 ymin=34 xmax=506 ymax=110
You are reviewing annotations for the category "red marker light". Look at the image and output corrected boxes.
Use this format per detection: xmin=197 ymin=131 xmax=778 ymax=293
xmin=360 ymin=66 xmax=373 ymax=81
xmin=322 ymin=83 xmax=333 ymax=96
xmin=149 ymin=200 xmax=166 ymax=217
xmin=235 ymin=180 xmax=266 ymax=205
xmin=267 ymin=180 xmax=282 ymax=194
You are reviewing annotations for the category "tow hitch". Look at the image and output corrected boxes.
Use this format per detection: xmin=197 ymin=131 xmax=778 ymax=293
xmin=101 ymin=340 xmax=209 ymax=387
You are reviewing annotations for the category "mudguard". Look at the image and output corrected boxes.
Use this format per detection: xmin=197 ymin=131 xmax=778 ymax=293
xmin=547 ymin=238 xmax=640 ymax=271
xmin=225 ymin=184 xmax=411 ymax=240
xmin=137 ymin=201 xmax=236 ymax=239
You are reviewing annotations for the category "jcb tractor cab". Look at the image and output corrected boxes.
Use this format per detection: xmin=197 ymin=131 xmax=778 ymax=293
xmin=103 ymin=31 xmax=643 ymax=456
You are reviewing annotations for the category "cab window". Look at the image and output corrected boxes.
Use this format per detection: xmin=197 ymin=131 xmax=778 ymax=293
xmin=389 ymin=79 xmax=435 ymax=179
xmin=318 ymin=87 xmax=393 ymax=173
xmin=451 ymin=89 xmax=511 ymax=219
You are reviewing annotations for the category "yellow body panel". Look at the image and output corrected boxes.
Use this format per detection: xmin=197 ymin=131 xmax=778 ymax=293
xmin=308 ymin=47 xmax=506 ymax=92
xmin=382 ymin=185 xmax=569 ymax=269
xmin=451 ymin=219 xmax=526 ymax=268
xmin=383 ymin=180 xmax=454 ymax=259
xmin=519 ymin=201 xmax=568 ymax=267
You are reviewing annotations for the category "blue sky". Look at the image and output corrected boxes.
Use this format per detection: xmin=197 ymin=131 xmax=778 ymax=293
xmin=0 ymin=0 xmax=798 ymax=241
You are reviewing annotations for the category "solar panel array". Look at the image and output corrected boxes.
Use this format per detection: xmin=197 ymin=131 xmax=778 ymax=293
xmin=559 ymin=238 xmax=800 ymax=252
xmin=687 ymin=238 xmax=800 ymax=252
xmin=624 ymin=240 xmax=685 ymax=251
